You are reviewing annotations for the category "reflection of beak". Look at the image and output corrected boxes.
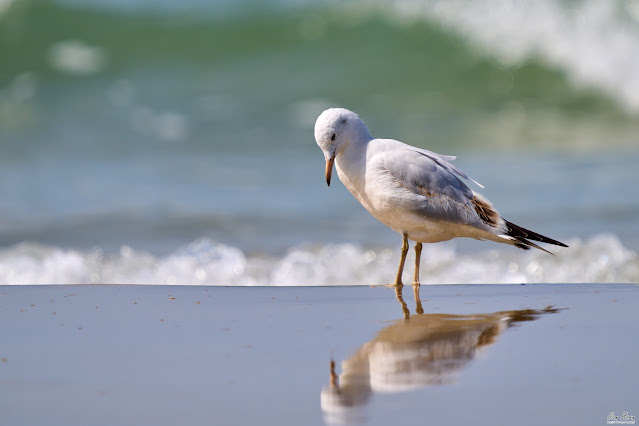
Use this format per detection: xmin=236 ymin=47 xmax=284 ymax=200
xmin=325 ymin=154 xmax=335 ymax=187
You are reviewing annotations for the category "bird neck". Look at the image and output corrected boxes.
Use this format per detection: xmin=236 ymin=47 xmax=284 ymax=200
xmin=338 ymin=121 xmax=372 ymax=156
xmin=335 ymin=135 xmax=369 ymax=184
xmin=337 ymin=133 xmax=368 ymax=160
xmin=352 ymin=120 xmax=373 ymax=144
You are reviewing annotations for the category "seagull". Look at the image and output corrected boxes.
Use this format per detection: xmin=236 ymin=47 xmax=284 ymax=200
xmin=314 ymin=108 xmax=567 ymax=287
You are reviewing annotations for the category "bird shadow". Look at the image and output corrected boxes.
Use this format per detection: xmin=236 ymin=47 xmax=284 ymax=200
xmin=321 ymin=286 xmax=562 ymax=424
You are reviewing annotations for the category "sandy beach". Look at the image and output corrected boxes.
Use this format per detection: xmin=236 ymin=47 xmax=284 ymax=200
xmin=1 ymin=283 xmax=637 ymax=425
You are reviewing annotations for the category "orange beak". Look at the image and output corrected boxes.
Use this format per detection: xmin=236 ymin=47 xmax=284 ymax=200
xmin=325 ymin=155 xmax=335 ymax=187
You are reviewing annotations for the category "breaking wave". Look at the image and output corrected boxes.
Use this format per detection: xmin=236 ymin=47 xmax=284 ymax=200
xmin=0 ymin=234 xmax=636 ymax=285
xmin=377 ymin=0 xmax=639 ymax=112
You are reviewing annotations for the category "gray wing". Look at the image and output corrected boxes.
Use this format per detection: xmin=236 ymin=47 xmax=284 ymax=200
xmin=373 ymin=148 xmax=490 ymax=227
xmin=411 ymin=147 xmax=484 ymax=189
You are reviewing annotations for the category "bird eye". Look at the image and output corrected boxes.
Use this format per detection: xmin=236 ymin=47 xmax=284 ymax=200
xmin=331 ymin=133 xmax=336 ymax=141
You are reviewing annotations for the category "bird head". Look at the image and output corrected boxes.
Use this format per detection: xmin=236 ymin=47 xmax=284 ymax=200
xmin=314 ymin=108 xmax=371 ymax=186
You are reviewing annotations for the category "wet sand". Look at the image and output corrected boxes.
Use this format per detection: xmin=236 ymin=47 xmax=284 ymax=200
xmin=1 ymin=284 xmax=637 ymax=425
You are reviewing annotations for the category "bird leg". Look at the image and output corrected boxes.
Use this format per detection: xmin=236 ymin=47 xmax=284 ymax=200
xmin=393 ymin=234 xmax=409 ymax=287
xmin=413 ymin=242 xmax=422 ymax=287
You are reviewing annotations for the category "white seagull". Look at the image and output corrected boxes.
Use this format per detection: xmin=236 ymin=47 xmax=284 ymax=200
xmin=314 ymin=108 xmax=567 ymax=287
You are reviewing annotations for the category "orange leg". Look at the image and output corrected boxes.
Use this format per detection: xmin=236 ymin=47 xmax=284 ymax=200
xmin=393 ymin=234 xmax=409 ymax=287
xmin=413 ymin=242 xmax=422 ymax=286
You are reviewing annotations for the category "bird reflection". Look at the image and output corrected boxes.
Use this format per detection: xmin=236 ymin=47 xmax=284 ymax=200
xmin=321 ymin=286 xmax=560 ymax=424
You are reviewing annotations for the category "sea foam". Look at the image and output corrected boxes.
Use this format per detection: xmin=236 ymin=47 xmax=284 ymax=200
xmin=0 ymin=234 xmax=636 ymax=285
xmin=378 ymin=0 xmax=639 ymax=112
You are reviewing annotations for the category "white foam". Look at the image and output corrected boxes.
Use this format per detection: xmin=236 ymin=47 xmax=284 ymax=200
xmin=374 ymin=0 xmax=639 ymax=112
xmin=0 ymin=234 xmax=636 ymax=285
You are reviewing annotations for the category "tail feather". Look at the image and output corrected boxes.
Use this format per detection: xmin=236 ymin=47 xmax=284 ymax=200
xmin=504 ymin=220 xmax=568 ymax=254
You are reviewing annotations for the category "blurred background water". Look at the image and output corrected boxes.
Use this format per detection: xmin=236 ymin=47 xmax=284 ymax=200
xmin=0 ymin=0 xmax=638 ymax=284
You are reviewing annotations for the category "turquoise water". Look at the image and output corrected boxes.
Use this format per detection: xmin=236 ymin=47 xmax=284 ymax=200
xmin=0 ymin=0 xmax=638 ymax=284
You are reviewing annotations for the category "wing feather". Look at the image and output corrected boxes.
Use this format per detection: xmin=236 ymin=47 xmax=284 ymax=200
xmin=366 ymin=141 xmax=567 ymax=253
xmin=374 ymin=147 xmax=487 ymax=227
xmin=410 ymin=148 xmax=484 ymax=189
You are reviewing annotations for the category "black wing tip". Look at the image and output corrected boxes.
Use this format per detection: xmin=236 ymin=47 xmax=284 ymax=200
xmin=512 ymin=237 xmax=554 ymax=255
xmin=505 ymin=220 xmax=568 ymax=252
xmin=513 ymin=241 xmax=531 ymax=251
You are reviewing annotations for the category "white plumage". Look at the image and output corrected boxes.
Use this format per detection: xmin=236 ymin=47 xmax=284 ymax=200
xmin=314 ymin=108 xmax=567 ymax=286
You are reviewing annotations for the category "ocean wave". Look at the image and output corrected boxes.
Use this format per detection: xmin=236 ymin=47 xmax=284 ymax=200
xmin=360 ymin=0 xmax=639 ymax=113
xmin=0 ymin=234 xmax=636 ymax=285
xmin=40 ymin=0 xmax=639 ymax=113
xmin=5 ymin=0 xmax=639 ymax=153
